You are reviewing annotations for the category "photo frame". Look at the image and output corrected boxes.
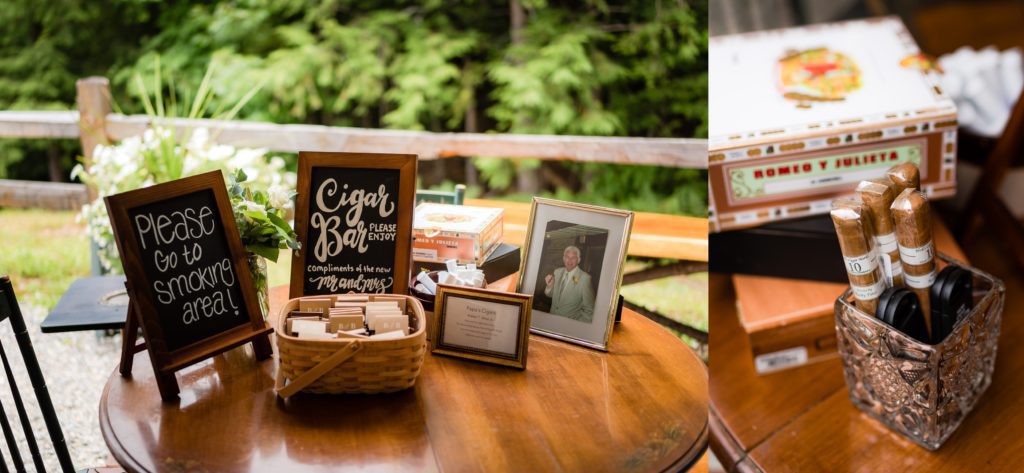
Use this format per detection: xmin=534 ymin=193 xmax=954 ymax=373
xmin=516 ymin=198 xmax=633 ymax=351
xmin=290 ymin=151 xmax=417 ymax=298
xmin=431 ymin=285 xmax=532 ymax=369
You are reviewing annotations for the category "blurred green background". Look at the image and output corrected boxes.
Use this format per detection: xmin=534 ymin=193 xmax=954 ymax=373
xmin=0 ymin=0 xmax=707 ymax=214
xmin=0 ymin=0 xmax=708 ymax=350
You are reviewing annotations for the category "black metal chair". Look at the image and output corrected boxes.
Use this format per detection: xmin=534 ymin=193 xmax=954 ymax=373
xmin=0 ymin=276 xmax=75 ymax=472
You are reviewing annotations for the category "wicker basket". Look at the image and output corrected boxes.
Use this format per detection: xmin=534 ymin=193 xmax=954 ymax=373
xmin=274 ymin=294 xmax=427 ymax=398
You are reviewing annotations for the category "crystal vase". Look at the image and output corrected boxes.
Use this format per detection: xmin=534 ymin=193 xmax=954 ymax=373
xmin=247 ymin=253 xmax=270 ymax=320
xmin=834 ymin=253 xmax=1004 ymax=450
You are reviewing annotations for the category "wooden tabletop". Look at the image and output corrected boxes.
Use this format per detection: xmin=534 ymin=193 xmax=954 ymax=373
xmin=464 ymin=198 xmax=709 ymax=262
xmin=100 ymin=284 xmax=708 ymax=472
xmin=709 ymin=222 xmax=1024 ymax=471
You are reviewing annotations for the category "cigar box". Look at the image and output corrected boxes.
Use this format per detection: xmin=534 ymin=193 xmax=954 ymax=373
xmin=709 ymin=215 xmax=847 ymax=282
xmin=709 ymin=16 xmax=958 ymax=232
xmin=413 ymin=203 xmax=503 ymax=265
xmin=735 ymin=215 xmax=966 ymax=374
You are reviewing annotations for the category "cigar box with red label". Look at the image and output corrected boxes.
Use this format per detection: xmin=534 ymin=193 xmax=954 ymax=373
xmin=412 ymin=203 xmax=503 ymax=265
xmin=709 ymin=16 xmax=958 ymax=232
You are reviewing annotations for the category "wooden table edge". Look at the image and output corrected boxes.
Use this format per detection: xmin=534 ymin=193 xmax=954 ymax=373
xmin=620 ymin=311 xmax=708 ymax=471
xmin=99 ymin=365 xmax=147 ymax=473
xmin=667 ymin=418 xmax=710 ymax=473
xmin=709 ymin=404 xmax=765 ymax=473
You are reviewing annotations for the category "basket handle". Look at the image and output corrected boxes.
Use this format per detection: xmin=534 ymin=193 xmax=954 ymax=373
xmin=275 ymin=341 xmax=363 ymax=399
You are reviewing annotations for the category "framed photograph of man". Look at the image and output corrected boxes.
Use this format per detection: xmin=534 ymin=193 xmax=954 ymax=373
xmin=517 ymin=198 xmax=634 ymax=351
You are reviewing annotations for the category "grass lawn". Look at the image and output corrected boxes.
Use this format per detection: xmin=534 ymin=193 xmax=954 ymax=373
xmin=0 ymin=209 xmax=90 ymax=309
xmin=1 ymin=209 xmax=708 ymax=356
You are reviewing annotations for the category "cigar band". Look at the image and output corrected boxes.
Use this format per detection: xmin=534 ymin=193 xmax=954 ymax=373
xmin=898 ymin=241 xmax=934 ymax=266
xmin=890 ymin=260 xmax=903 ymax=276
xmin=852 ymin=279 xmax=884 ymax=300
xmin=844 ymin=251 xmax=879 ymax=276
xmin=875 ymin=232 xmax=898 ymax=254
xmin=904 ymin=270 xmax=937 ymax=289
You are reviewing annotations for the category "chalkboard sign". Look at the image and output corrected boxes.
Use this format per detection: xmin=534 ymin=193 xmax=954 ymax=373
xmin=290 ymin=152 xmax=417 ymax=299
xmin=126 ymin=189 xmax=250 ymax=350
xmin=105 ymin=170 xmax=272 ymax=401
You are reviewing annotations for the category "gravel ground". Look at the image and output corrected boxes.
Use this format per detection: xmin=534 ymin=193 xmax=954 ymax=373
xmin=0 ymin=304 xmax=122 ymax=470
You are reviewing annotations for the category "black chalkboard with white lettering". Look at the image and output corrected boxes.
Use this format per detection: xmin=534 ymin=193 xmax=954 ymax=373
xmin=127 ymin=188 xmax=250 ymax=351
xmin=291 ymin=152 xmax=417 ymax=299
xmin=105 ymin=170 xmax=273 ymax=401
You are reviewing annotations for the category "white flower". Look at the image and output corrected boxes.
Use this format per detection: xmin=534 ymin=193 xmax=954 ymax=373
xmin=208 ymin=144 xmax=236 ymax=162
xmin=242 ymin=200 xmax=266 ymax=214
xmin=186 ymin=128 xmax=210 ymax=151
xmin=76 ymin=123 xmax=296 ymax=273
xmin=268 ymin=185 xmax=290 ymax=209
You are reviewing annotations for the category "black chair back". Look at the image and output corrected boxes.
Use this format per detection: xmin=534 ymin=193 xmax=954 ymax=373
xmin=0 ymin=276 xmax=74 ymax=473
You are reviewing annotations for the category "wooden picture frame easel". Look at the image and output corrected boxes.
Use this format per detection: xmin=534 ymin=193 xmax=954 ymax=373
xmin=290 ymin=151 xmax=417 ymax=298
xmin=106 ymin=170 xmax=273 ymax=401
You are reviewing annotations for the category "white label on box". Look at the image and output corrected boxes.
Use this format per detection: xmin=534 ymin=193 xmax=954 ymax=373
xmin=413 ymin=248 xmax=438 ymax=260
xmin=810 ymin=200 xmax=832 ymax=213
xmin=735 ymin=211 xmax=758 ymax=223
xmin=898 ymin=241 xmax=934 ymax=265
xmin=755 ymin=346 xmax=809 ymax=374
xmin=844 ymin=251 xmax=878 ymax=276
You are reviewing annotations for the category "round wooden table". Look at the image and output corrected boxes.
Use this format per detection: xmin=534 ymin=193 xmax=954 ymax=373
xmin=99 ymin=285 xmax=708 ymax=472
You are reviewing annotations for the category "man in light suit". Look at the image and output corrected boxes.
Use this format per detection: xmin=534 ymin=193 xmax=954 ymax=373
xmin=544 ymin=245 xmax=596 ymax=323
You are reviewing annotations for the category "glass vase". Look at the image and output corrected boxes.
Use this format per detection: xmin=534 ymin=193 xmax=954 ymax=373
xmin=834 ymin=253 xmax=1004 ymax=450
xmin=247 ymin=253 xmax=270 ymax=320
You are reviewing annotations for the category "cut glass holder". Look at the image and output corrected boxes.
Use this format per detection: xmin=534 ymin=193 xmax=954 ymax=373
xmin=834 ymin=253 xmax=1004 ymax=450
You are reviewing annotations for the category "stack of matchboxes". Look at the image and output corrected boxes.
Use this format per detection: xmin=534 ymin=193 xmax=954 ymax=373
xmin=286 ymin=296 xmax=411 ymax=340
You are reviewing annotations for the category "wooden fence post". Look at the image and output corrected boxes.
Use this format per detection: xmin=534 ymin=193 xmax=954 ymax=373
xmin=76 ymin=77 xmax=111 ymax=169
xmin=76 ymin=77 xmax=112 ymax=276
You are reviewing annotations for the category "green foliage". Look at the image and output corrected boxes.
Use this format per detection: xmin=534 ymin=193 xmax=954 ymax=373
xmin=0 ymin=0 xmax=151 ymax=180
xmin=573 ymin=164 xmax=707 ymax=215
xmin=488 ymin=11 xmax=623 ymax=135
xmin=2 ymin=0 xmax=708 ymax=216
xmin=228 ymin=169 xmax=301 ymax=263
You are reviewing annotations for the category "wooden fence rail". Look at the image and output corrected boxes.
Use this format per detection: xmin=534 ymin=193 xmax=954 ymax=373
xmin=0 ymin=179 xmax=87 ymax=211
xmin=0 ymin=113 xmax=706 ymax=168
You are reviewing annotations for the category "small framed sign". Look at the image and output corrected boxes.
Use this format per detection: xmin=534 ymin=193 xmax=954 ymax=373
xmin=105 ymin=170 xmax=273 ymax=401
xmin=290 ymin=152 xmax=417 ymax=298
xmin=431 ymin=285 xmax=532 ymax=369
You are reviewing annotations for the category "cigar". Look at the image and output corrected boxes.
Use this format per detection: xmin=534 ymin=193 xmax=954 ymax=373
xmin=857 ymin=179 xmax=905 ymax=287
xmin=831 ymin=198 xmax=885 ymax=315
xmin=891 ymin=188 xmax=937 ymax=336
xmin=887 ymin=162 xmax=921 ymax=196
